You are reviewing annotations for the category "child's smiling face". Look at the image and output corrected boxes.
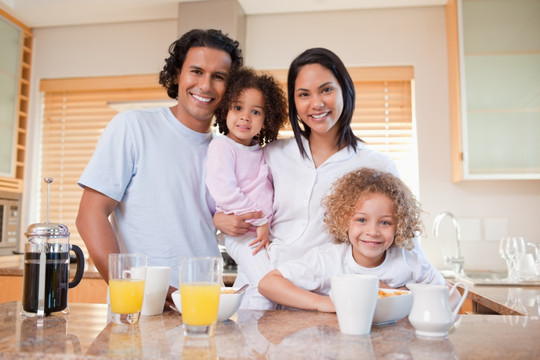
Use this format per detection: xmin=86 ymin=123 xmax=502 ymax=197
xmin=348 ymin=192 xmax=396 ymax=268
xmin=226 ymin=88 xmax=265 ymax=146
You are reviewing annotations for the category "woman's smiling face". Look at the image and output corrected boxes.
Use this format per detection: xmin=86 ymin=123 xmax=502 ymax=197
xmin=293 ymin=63 xmax=344 ymax=137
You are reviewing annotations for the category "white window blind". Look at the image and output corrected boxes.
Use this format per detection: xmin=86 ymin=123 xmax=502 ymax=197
xmin=350 ymin=67 xmax=417 ymax=195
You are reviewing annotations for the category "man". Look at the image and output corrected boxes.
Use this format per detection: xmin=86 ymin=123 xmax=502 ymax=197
xmin=76 ymin=29 xmax=243 ymax=307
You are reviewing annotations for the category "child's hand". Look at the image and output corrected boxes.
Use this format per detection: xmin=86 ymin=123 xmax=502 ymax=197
xmin=249 ymin=223 xmax=270 ymax=256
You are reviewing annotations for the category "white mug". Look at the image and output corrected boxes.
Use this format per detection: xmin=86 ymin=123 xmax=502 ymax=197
xmin=136 ymin=266 xmax=171 ymax=316
xmin=330 ymin=274 xmax=379 ymax=335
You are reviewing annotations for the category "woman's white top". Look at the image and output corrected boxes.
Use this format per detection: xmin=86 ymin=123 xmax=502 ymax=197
xmin=263 ymin=135 xmax=399 ymax=267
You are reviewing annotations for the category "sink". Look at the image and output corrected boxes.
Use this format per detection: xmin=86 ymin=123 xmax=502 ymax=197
xmin=455 ymin=271 xmax=540 ymax=286
xmin=462 ymin=271 xmax=506 ymax=280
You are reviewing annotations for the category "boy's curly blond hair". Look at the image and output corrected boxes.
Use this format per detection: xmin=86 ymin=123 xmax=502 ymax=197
xmin=322 ymin=168 xmax=423 ymax=250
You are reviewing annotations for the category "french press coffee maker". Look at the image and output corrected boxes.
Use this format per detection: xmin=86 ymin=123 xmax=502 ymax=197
xmin=22 ymin=178 xmax=85 ymax=317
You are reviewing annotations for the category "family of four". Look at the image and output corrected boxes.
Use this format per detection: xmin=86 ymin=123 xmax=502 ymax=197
xmin=76 ymin=28 xmax=459 ymax=312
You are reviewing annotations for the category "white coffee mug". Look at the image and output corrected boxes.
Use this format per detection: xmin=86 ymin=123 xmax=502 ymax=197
xmin=330 ymin=274 xmax=379 ymax=335
xmin=140 ymin=266 xmax=171 ymax=316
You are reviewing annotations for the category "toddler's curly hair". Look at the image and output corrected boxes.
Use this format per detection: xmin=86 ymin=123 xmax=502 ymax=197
xmin=214 ymin=67 xmax=288 ymax=145
xmin=322 ymin=168 xmax=423 ymax=250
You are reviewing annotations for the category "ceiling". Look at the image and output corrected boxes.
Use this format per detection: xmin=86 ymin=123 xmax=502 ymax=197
xmin=0 ymin=0 xmax=446 ymax=28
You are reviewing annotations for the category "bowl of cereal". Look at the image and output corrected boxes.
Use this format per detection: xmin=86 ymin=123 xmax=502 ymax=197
xmin=372 ymin=288 xmax=413 ymax=325
xmin=171 ymin=287 xmax=245 ymax=322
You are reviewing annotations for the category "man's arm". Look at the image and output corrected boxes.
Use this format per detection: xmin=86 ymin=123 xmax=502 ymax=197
xmin=76 ymin=187 xmax=120 ymax=283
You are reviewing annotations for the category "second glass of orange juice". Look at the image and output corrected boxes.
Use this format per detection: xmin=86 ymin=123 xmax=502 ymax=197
xmin=108 ymin=253 xmax=147 ymax=325
xmin=179 ymin=257 xmax=222 ymax=337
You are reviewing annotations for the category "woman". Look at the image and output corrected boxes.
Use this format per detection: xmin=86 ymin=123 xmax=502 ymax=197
xmin=214 ymin=48 xmax=398 ymax=305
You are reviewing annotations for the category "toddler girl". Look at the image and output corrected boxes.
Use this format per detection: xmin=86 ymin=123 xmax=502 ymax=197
xmin=205 ymin=67 xmax=287 ymax=309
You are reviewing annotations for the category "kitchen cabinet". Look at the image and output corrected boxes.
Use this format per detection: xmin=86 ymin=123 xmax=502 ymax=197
xmin=0 ymin=9 xmax=31 ymax=193
xmin=0 ymin=275 xmax=107 ymax=304
xmin=446 ymin=0 xmax=540 ymax=182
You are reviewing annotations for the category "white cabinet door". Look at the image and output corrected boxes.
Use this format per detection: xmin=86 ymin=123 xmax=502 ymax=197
xmin=457 ymin=0 xmax=540 ymax=180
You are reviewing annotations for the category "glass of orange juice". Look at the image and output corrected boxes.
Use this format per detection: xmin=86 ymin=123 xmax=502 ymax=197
xmin=108 ymin=253 xmax=147 ymax=325
xmin=179 ymin=257 xmax=222 ymax=337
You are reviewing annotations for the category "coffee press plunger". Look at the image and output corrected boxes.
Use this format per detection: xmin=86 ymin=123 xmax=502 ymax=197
xmin=22 ymin=177 xmax=85 ymax=317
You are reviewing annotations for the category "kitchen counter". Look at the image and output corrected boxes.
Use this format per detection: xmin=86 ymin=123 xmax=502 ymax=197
xmin=445 ymin=272 xmax=540 ymax=316
xmin=458 ymin=283 xmax=540 ymax=316
xmin=1 ymin=301 xmax=539 ymax=359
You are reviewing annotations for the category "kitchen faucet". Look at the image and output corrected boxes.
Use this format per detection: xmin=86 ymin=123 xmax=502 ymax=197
xmin=433 ymin=212 xmax=465 ymax=276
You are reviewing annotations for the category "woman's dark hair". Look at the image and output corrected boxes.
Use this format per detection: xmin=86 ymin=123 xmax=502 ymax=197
xmin=159 ymin=29 xmax=243 ymax=99
xmin=214 ymin=67 xmax=288 ymax=146
xmin=287 ymin=47 xmax=360 ymax=157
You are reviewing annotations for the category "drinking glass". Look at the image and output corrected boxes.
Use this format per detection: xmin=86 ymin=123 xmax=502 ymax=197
xmin=500 ymin=237 xmax=526 ymax=281
xmin=108 ymin=253 xmax=147 ymax=325
xmin=179 ymin=257 xmax=222 ymax=338
xmin=499 ymin=238 xmax=512 ymax=276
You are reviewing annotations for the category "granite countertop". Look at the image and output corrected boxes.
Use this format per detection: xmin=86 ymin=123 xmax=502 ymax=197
xmin=1 ymin=301 xmax=540 ymax=359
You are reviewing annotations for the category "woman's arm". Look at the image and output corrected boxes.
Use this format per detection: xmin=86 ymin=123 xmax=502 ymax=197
xmin=259 ymin=269 xmax=335 ymax=312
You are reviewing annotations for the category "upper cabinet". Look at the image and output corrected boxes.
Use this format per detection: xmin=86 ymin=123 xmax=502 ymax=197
xmin=447 ymin=0 xmax=540 ymax=182
xmin=0 ymin=9 xmax=32 ymax=192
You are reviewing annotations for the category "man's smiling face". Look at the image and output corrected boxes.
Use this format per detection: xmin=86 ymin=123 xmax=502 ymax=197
xmin=175 ymin=46 xmax=232 ymax=132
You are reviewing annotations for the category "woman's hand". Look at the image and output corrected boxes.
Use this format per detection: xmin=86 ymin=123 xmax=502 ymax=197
xmin=213 ymin=211 xmax=262 ymax=237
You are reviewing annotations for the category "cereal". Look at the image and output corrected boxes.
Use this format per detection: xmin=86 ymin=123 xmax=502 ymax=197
xmin=378 ymin=289 xmax=408 ymax=298
xmin=221 ymin=288 xmax=236 ymax=294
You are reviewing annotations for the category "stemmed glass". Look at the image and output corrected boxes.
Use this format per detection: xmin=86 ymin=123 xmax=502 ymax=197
xmin=499 ymin=237 xmax=526 ymax=281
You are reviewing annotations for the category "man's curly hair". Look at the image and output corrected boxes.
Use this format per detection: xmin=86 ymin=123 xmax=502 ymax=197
xmin=159 ymin=29 xmax=243 ymax=100
xmin=322 ymin=168 xmax=423 ymax=250
xmin=214 ymin=67 xmax=288 ymax=146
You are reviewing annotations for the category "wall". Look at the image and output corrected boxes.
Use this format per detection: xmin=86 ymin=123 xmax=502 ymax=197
xmin=24 ymin=6 xmax=540 ymax=273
